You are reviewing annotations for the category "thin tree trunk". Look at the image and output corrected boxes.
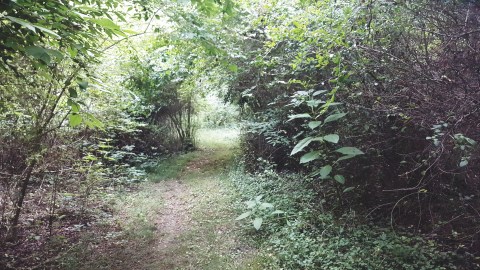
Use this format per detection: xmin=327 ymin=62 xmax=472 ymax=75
xmin=7 ymin=159 xmax=37 ymax=242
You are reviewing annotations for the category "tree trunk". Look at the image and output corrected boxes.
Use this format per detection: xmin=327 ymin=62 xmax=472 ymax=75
xmin=6 ymin=159 xmax=37 ymax=242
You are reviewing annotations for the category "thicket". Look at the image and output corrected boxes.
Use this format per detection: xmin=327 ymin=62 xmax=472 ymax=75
xmin=228 ymin=0 xmax=480 ymax=267
xmin=231 ymin=161 xmax=463 ymax=269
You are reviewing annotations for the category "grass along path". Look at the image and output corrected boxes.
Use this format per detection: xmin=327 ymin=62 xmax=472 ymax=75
xmin=65 ymin=128 xmax=262 ymax=269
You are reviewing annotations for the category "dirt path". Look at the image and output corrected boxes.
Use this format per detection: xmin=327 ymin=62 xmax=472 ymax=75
xmin=144 ymin=129 xmax=261 ymax=270
xmin=64 ymin=129 xmax=262 ymax=270
xmin=155 ymin=180 xmax=192 ymax=255
xmin=148 ymin=150 xmax=246 ymax=269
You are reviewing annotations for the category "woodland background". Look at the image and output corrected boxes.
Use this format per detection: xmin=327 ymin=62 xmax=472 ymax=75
xmin=1 ymin=0 xmax=480 ymax=269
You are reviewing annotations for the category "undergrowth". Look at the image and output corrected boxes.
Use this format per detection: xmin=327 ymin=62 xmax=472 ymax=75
xmin=230 ymin=159 xmax=466 ymax=270
xmin=143 ymin=152 xmax=198 ymax=183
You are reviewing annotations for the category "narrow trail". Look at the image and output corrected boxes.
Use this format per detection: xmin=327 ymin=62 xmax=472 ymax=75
xmin=69 ymin=129 xmax=262 ymax=270
xmin=155 ymin=180 xmax=191 ymax=256
xmin=137 ymin=129 xmax=260 ymax=270
xmin=131 ymin=130 xmax=257 ymax=270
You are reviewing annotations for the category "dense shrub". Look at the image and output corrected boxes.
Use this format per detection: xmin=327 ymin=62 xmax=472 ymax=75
xmin=231 ymin=160 xmax=469 ymax=269
xmin=230 ymin=0 xmax=480 ymax=256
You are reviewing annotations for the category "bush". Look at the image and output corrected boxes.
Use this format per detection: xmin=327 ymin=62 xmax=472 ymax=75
xmin=231 ymin=159 xmax=471 ymax=269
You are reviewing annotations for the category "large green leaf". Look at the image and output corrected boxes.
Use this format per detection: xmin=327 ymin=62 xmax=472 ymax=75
xmin=32 ymin=25 xmax=61 ymax=38
xmin=68 ymin=88 xmax=78 ymax=98
xmin=334 ymin=175 xmax=345 ymax=184
xmin=335 ymin=147 xmax=364 ymax=156
xmin=235 ymin=211 xmax=252 ymax=221
xmin=337 ymin=155 xmax=356 ymax=161
xmin=300 ymin=151 xmax=320 ymax=164
xmin=6 ymin=16 xmax=36 ymax=31
xmin=291 ymin=137 xmax=313 ymax=155
xmin=288 ymin=113 xmax=311 ymax=121
xmin=6 ymin=16 xmax=60 ymax=38
xmin=308 ymin=121 xmax=322 ymax=129
xmin=259 ymin=202 xmax=274 ymax=209
xmin=89 ymin=18 xmax=121 ymax=30
xmin=253 ymin=217 xmax=263 ymax=230
xmin=84 ymin=113 xmax=104 ymax=129
xmin=78 ymin=81 xmax=89 ymax=90
xmin=323 ymin=134 xmax=340 ymax=143
xmin=69 ymin=114 xmax=82 ymax=127
xmin=67 ymin=99 xmax=80 ymax=113
xmin=45 ymin=49 xmax=64 ymax=60
xmin=324 ymin=112 xmax=347 ymax=124
xmin=320 ymin=165 xmax=332 ymax=179
xmin=25 ymin=46 xmax=51 ymax=64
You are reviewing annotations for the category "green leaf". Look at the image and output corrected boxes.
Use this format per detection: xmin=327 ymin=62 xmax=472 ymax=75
xmin=337 ymin=155 xmax=356 ymax=161
xmin=343 ymin=187 xmax=355 ymax=193
xmin=313 ymin=90 xmax=328 ymax=96
xmin=69 ymin=88 xmax=78 ymax=98
xmin=235 ymin=211 xmax=252 ymax=221
xmin=271 ymin=210 xmax=285 ymax=215
xmin=300 ymin=151 xmax=320 ymax=164
xmin=459 ymin=160 xmax=468 ymax=167
xmin=33 ymin=25 xmax=61 ymax=38
xmin=307 ymin=99 xmax=323 ymax=108
xmin=323 ymin=134 xmax=340 ymax=143
xmin=25 ymin=46 xmax=51 ymax=64
xmin=78 ymin=81 xmax=89 ymax=90
xmin=6 ymin=16 xmax=60 ymax=38
xmin=45 ymin=49 xmax=64 ymax=60
xmin=308 ymin=121 xmax=322 ymax=129
xmin=335 ymin=147 xmax=364 ymax=156
xmin=334 ymin=175 xmax=345 ymax=184
xmin=320 ymin=165 xmax=332 ymax=179
xmin=84 ymin=113 xmax=104 ymax=129
xmin=68 ymin=46 xmax=78 ymax=58
xmin=6 ymin=16 xmax=36 ymax=31
xmin=89 ymin=18 xmax=121 ymax=30
xmin=67 ymin=99 xmax=80 ymax=113
xmin=69 ymin=114 xmax=82 ymax=127
xmin=253 ymin=217 xmax=263 ymax=230
xmin=222 ymin=0 xmax=234 ymax=15
xmin=324 ymin=112 xmax=347 ymax=124
xmin=246 ymin=200 xmax=256 ymax=208
xmin=288 ymin=113 xmax=311 ymax=121
xmin=291 ymin=137 xmax=313 ymax=155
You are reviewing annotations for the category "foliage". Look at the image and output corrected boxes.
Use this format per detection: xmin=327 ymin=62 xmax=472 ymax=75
xmin=235 ymin=195 xmax=284 ymax=230
xmin=0 ymin=0 xmax=238 ymax=267
xmin=2 ymin=0 xmax=480 ymax=267
xmin=230 ymin=159 xmax=468 ymax=269
xmin=227 ymin=0 xmax=480 ymax=260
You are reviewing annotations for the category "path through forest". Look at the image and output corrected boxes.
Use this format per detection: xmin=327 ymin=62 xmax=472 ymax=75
xmin=70 ymin=129 xmax=263 ymax=270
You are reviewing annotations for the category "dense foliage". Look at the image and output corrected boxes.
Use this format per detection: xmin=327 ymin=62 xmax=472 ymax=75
xmin=1 ymin=0 xmax=480 ymax=268
xmin=227 ymin=0 xmax=480 ymax=264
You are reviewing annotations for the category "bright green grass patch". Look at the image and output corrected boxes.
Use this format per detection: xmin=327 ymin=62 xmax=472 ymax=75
xmin=196 ymin=128 xmax=240 ymax=150
xmin=146 ymin=151 xmax=198 ymax=183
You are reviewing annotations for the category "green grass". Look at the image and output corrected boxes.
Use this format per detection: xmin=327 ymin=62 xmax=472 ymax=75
xmin=147 ymin=151 xmax=198 ymax=183
xmin=196 ymin=127 xmax=240 ymax=150
xmin=56 ymin=183 xmax=165 ymax=269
